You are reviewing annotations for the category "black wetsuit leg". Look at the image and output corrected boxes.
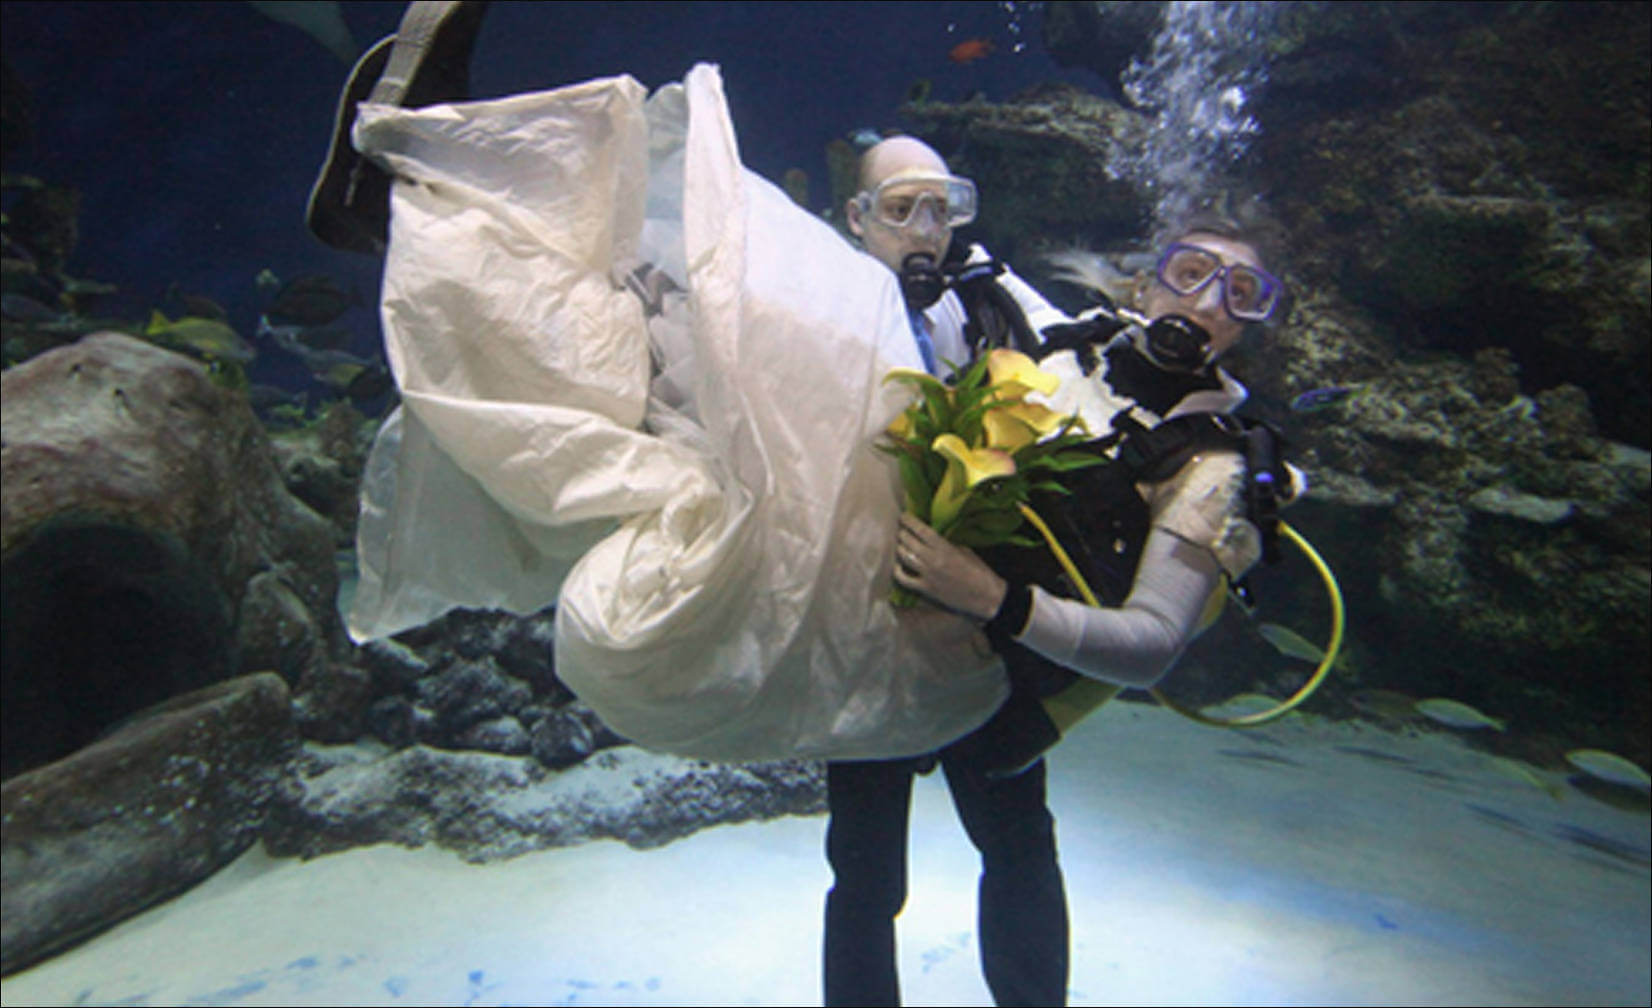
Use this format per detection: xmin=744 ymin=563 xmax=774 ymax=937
xmin=940 ymin=731 xmax=1070 ymax=1007
xmin=823 ymin=756 xmax=920 ymax=1006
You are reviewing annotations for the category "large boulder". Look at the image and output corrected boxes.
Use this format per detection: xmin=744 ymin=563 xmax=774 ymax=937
xmin=0 ymin=672 xmax=298 ymax=975
xmin=1 ymin=332 xmax=339 ymax=778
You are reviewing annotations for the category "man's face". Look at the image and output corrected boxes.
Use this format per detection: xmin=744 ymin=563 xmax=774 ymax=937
xmin=1137 ymin=232 xmax=1270 ymax=359
xmin=851 ymin=172 xmax=955 ymax=273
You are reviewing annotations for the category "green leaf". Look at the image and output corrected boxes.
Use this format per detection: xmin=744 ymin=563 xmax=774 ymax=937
xmin=897 ymin=455 xmax=932 ymax=520
xmin=956 ymin=353 xmax=991 ymax=392
xmin=920 ymin=383 xmax=954 ymax=432
xmin=1042 ymin=451 xmax=1109 ymax=472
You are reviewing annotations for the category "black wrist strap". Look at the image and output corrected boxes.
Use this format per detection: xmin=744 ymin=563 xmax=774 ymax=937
xmin=983 ymin=580 xmax=1033 ymax=639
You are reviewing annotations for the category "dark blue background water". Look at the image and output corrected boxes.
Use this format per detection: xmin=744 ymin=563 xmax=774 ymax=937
xmin=2 ymin=1 xmax=1092 ymax=391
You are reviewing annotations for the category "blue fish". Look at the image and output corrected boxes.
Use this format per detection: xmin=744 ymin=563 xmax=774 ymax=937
xmin=848 ymin=127 xmax=884 ymax=149
xmin=1289 ymin=385 xmax=1359 ymax=413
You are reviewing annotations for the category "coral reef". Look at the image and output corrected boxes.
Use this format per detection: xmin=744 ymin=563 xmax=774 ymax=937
xmin=908 ymin=1 xmax=1649 ymax=764
xmin=1256 ymin=2 xmax=1651 ymax=447
xmin=898 ymin=82 xmax=1147 ymax=261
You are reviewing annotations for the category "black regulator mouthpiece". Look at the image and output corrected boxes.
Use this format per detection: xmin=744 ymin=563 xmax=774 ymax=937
xmin=899 ymin=252 xmax=947 ymax=311
xmin=1142 ymin=314 xmax=1213 ymax=372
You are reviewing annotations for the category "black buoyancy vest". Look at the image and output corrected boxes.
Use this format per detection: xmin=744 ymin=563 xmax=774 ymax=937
xmin=976 ymin=411 xmax=1253 ymax=697
xmin=947 ymin=270 xmax=1290 ymax=696
xmin=973 ymin=349 xmax=1286 ymax=698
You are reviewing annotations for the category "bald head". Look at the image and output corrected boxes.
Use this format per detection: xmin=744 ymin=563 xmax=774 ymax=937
xmin=858 ymin=136 xmax=950 ymax=192
xmin=848 ymin=136 xmax=959 ymax=274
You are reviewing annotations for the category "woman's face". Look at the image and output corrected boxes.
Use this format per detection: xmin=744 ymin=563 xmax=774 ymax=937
xmin=1136 ymin=231 xmax=1266 ymax=360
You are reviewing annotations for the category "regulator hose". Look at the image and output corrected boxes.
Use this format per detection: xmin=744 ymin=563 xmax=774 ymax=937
xmin=1017 ymin=504 xmax=1344 ymax=730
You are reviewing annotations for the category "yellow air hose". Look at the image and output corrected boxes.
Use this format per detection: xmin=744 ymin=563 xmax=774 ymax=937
xmin=1016 ymin=503 xmax=1344 ymax=731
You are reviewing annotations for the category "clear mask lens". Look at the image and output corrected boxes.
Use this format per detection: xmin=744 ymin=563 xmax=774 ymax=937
xmin=859 ymin=175 xmax=978 ymax=231
xmin=1156 ymin=242 xmax=1281 ymax=322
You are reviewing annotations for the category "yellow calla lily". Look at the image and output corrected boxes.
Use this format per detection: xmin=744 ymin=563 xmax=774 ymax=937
xmin=930 ymin=433 xmax=1015 ymax=532
xmin=982 ymin=398 xmax=1072 ymax=452
xmin=985 ymin=348 xmax=1060 ymax=399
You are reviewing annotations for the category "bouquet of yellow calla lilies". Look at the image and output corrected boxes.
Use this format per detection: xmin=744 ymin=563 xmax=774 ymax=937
xmin=879 ymin=349 xmax=1102 ymax=605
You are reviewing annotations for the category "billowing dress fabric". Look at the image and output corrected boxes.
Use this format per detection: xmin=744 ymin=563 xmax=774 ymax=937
xmin=346 ymin=64 xmax=1006 ymax=762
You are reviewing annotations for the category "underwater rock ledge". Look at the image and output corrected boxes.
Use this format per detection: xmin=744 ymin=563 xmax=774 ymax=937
xmin=262 ymin=740 xmax=826 ymax=865
xmin=0 ymin=672 xmax=297 ymax=976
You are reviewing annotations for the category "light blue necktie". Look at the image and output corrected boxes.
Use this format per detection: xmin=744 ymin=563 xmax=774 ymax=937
xmin=909 ymin=308 xmax=938 ymax=376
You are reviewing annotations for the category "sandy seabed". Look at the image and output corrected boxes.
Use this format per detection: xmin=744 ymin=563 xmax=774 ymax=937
xmin=3 ymin=704 xmax=1647 ymax=1007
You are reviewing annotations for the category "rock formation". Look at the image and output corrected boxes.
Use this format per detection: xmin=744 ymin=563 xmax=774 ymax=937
xmin=1 ymin=332 xmax=340 ymax=778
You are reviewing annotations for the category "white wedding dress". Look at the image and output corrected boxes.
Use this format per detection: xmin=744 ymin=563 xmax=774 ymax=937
xmin=345 ymin=64 xmax=1006 ymax=762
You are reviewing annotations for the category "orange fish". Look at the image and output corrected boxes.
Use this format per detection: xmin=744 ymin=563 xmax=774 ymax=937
xmin=948 ymin=38 xmax=994 ymax=64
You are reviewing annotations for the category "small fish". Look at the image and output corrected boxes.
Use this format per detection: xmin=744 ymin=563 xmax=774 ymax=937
xmin=303 ymin=348 xmax=392 ymax=402
xmin=258 ymin=315 xmax=364 ymax=364
xmin=847 ymin=127 xmax=883 ymax=149
xmin=1257 ymin=622 xmax=1326 ymax=664
xmin=948 ymin=38 xmax=995 ymax=64
xmin=166 ymin=283 xmax=229 ymax=322
xmin=342 ymin=362 xmax=394 ymax=403
xmin=1564 ymin=749 xmax=1650 ymax=790
xmin=1201 ymin=692 xmax=1280 ymax=718
xmin=145 ymin=310 xmax=256 ymax=364
xmin=255 ymin=268 xmax=282 ymax=294
xmin=289 ymin=325 xmax=356 ymax=352
xmin=316 ymin=359 xmax=372 ymax=392
xmin=266 ymin=273 xmax=357 ymax=327
xmin=1289 ymin=385 xmax=1360 ymax=413
xmin=60 ymin=275 xmax=119 ymax=298
xmin=1413 ymin=697 xmax=1506 ymax=732
xmin=905 ymin=78 xmax=934 ymax=104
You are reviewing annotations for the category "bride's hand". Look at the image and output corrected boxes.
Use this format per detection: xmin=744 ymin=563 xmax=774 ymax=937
xmin=892 ymin=512 xmax=1007 ymax=622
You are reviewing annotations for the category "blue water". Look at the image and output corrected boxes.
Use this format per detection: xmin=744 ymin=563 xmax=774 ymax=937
xmin=1 ymin=1 xmax=1090 ymax=395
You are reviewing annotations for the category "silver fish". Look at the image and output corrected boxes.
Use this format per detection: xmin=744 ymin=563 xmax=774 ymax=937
xmin=1414 ymin=698 xmax=1505 ymax=731
xmin=1565 ymin=749 xmax=1650 ymax=790
xmin=1257 ymin=622 xmax=1325 ymax=664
